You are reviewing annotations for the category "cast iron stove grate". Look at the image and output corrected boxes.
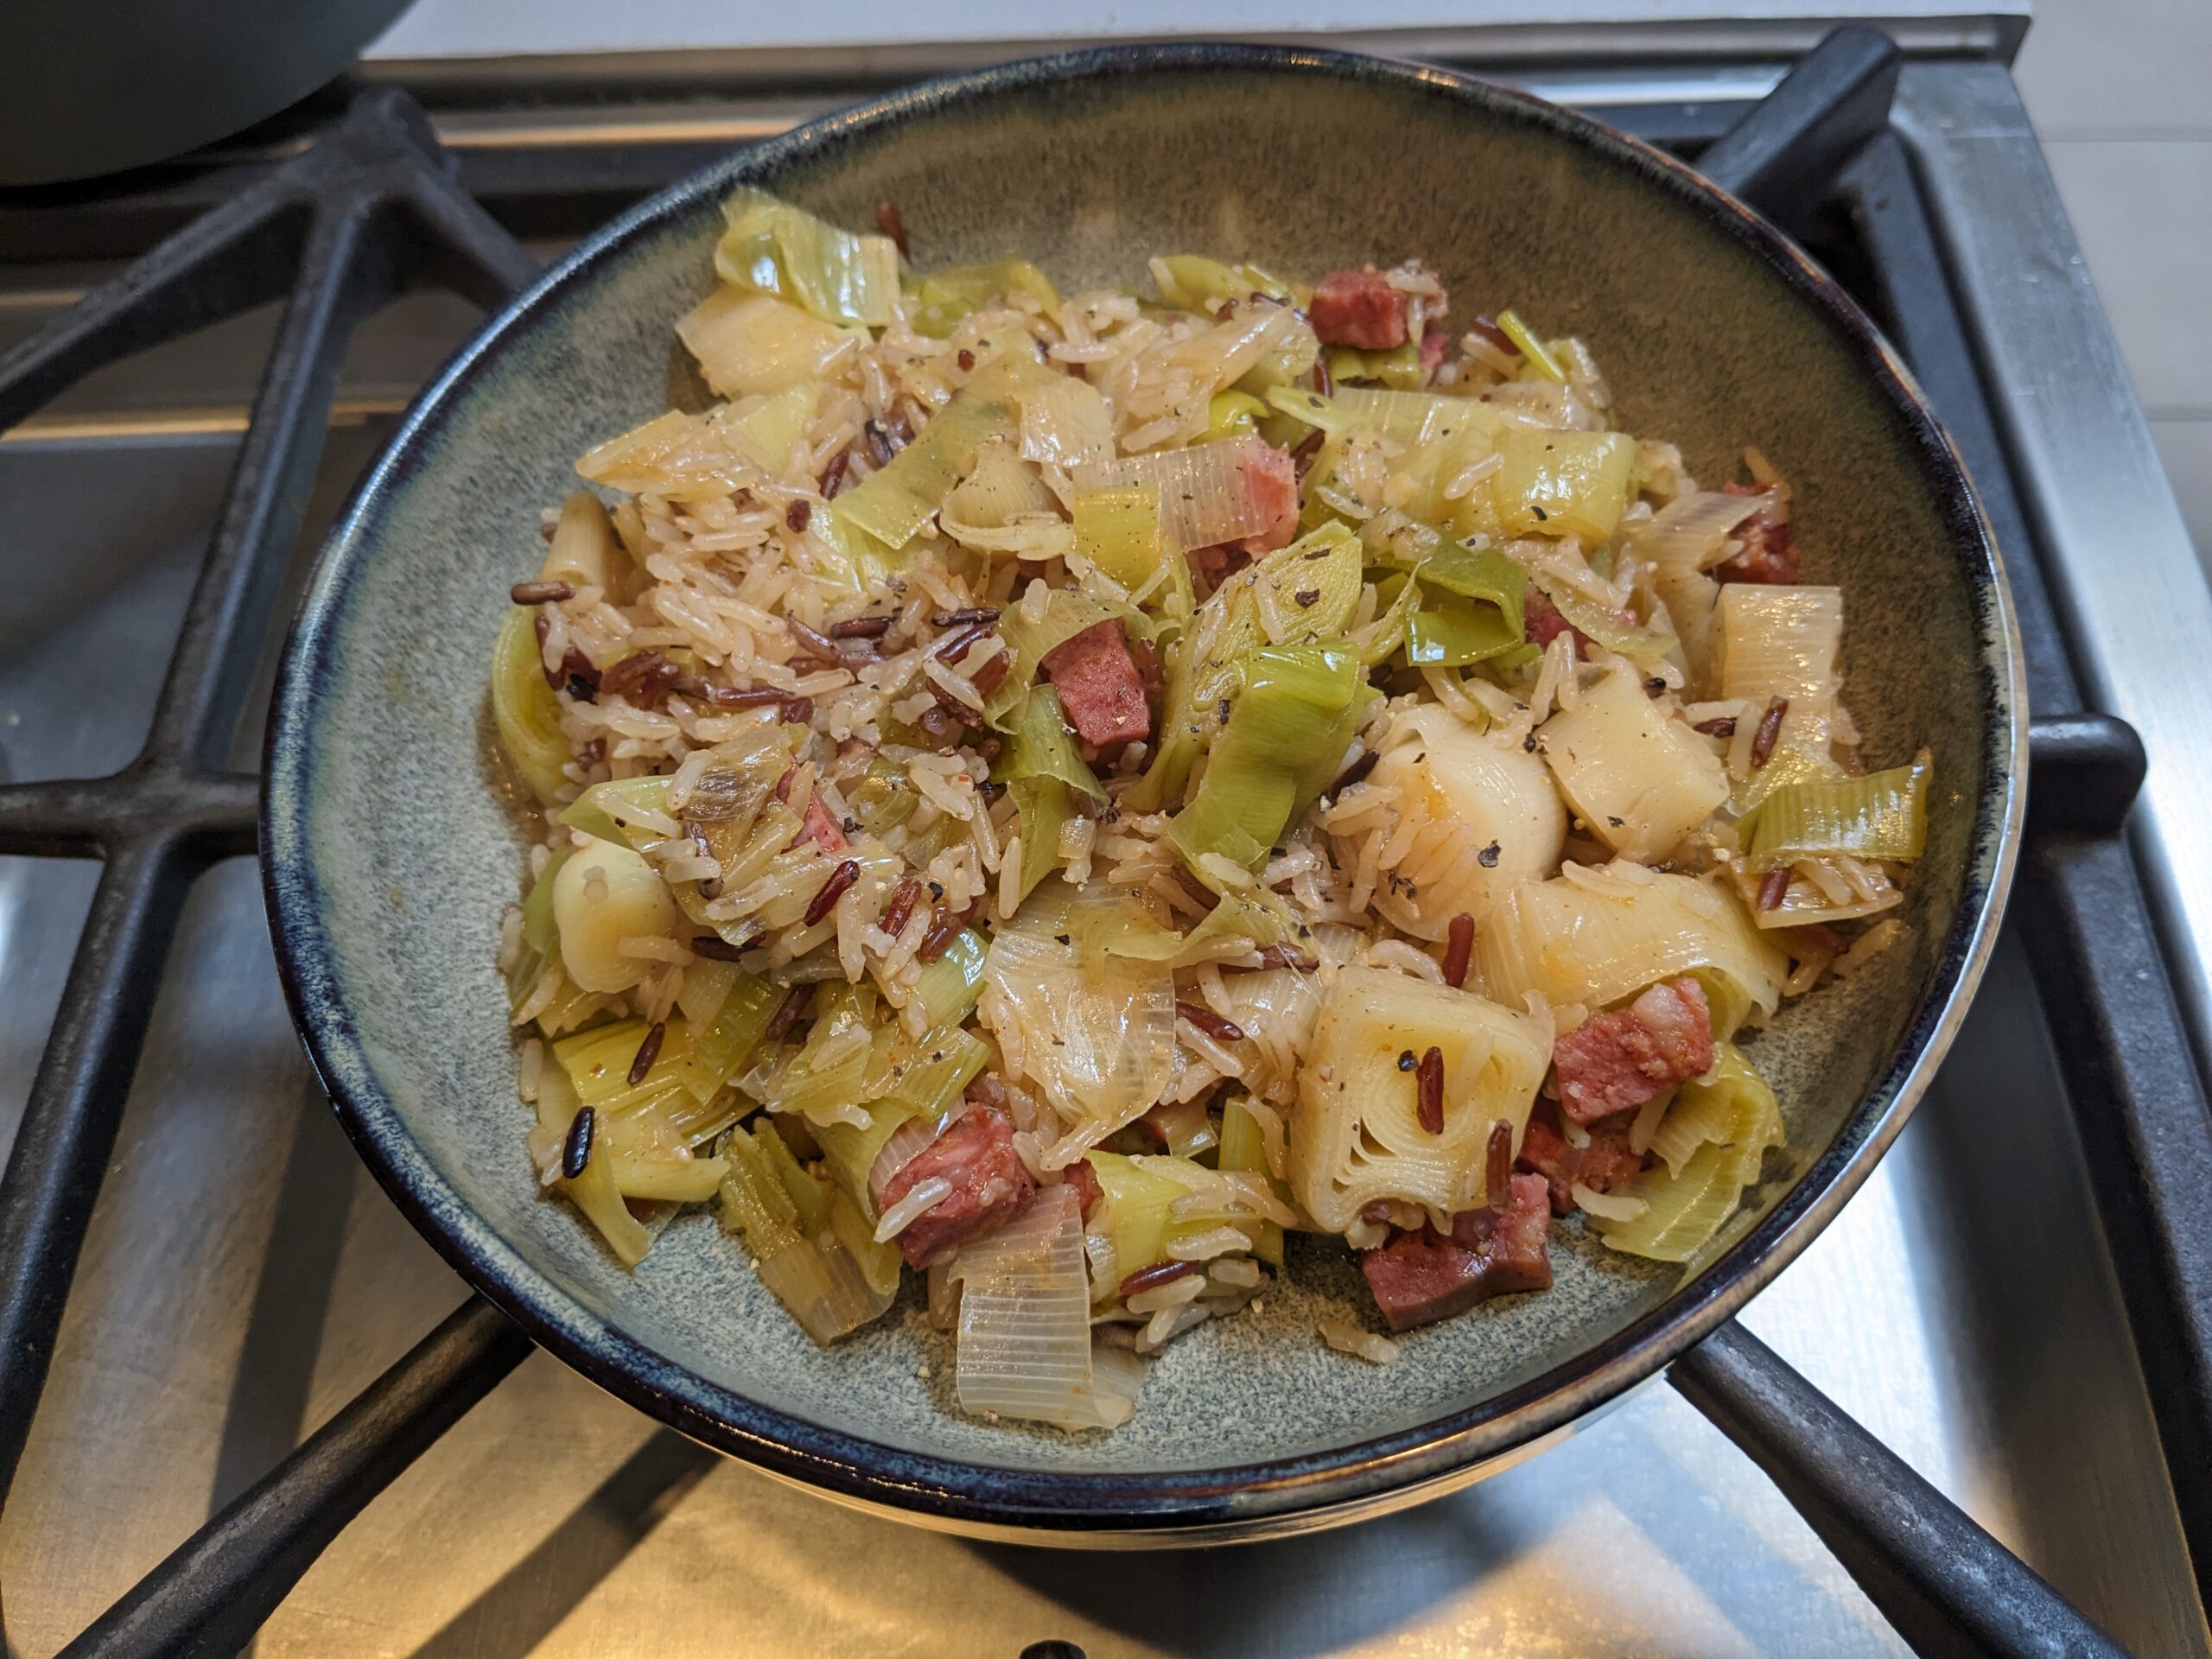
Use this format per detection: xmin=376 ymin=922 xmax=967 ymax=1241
xmin=0 ymin=28 xmax=2190 ymax=1657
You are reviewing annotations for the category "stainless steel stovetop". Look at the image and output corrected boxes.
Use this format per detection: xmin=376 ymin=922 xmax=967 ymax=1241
xmin=2 ymin=28 xmax=2209 ymax=1658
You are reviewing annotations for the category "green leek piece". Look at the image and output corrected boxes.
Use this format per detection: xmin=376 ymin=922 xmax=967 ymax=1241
xmin=491 ymin=607 xmax=570 ymax=803
xmin=1404 ymin=542 xmax=1530 ymax=668
xmin=519 ymin=847 xmax=569 ymax=961
xmin=690 ymin=973 xmax=785 ymax=1100
xmin=550 ymin=969 xmax=772 ymax=1114
xmin=1530 ymin=569 xmax=1679 ymax=664
xmin=1324 ymin=340 xmax=1426 ymax=391
xmin=830 ymin=1188 xmax=905 ymax=1298
xmin=1085 ymin=1151 xmax=1189 ymax=1288
xmin=1350 ymin=569 xmax=1422 ymax=668
xmin=718 ymin=381 xmax=821 ymax=473
xmin=1215 ymin=1097 xmax=1287 ymax=1267
xmin=677 ymin=288 xmax=849 ymax=399
xmin=1198 ymin=390 xmax=1268 ymax=444
xmin=714 ymin=187 xmax=900 ymax=328
xmin=773 ymin=982 xmax=879 ymax=1120
xmin=1154 ymin=255 xmax=1291 ymax=311
xmin=1405 ymin=599 xmax=1532 ymax=668
xmin=816 ymin=1026 xmax=989 ymax=1214
xmin=849 ymin=755 xmax=921 ymax=836
xmin=810 ymin=509 xmax=907 ymax=594
xmin=721 ymin=1124 xmax=804 ymax=1256
xmin=906 ymin=259 xmax=1062 ymax=338
xmin=1005 ymin=686 xmax=1105 ymax=801
xmin=552 ymin=1017 xmax=696 ymax=1116
xmin=1421 ymin=543 xmax=1527 ymax=634
xmin=1145 ymin=1095 xmax=1219 ymax=1160
xmin=755 ymin=1119 xmax=835 ymax=1236
xmin=909 ymin=928 xmax=989 ymax=1030
xmin=830 ymin=371 xmax=1020 ymax=550
xmin=564 ymin=1133 xmax=654 ymax=1267
xmin=1593 ymin=1043 xmax=1784 ymax=1262
xmin=1495 ymin=308 xmax=1566 ymax=382
xmin=1493 ymin=428 xmax=1636 ymax=543
xmin=604 ymin=1150 xmax=728 ymax=1204
xmin=1009 ymin=779 xmax=1067 ymax=906
xmin=1257 ymin=520 xmax=1364 ymax=645
xmin=1072 ymin=881 xmax=1291 ymax=968
xmin=1127 ymin=522 xmax=1355 ymax=812
xmin=721 ymin=1124 xmax=898 ymax=1342
xmin=558 ymin=775 xmax=675 ymax=848
xmin=1073 ymin=483 xmax=1166 ymax=589
xmin=1168 ymin=644 xmax=1362 ymax=871
xmin=1743 ymin=751 xmax=1931 ymax=867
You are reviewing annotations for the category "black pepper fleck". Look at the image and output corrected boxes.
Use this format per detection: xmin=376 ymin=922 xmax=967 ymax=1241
xmin=1397 ymin=1050 xmax=1418 ymax=1072
xmin=1478 ymin=841 xmax=1502 ymax=868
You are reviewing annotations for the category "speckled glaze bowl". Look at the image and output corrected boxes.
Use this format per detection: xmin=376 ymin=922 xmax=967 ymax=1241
xmin=263 ymin=43 xmax=2022 ymax=1543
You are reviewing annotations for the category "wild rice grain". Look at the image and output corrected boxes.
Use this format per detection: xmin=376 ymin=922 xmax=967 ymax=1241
xmin=933 ymin=620 xmax=995 ymax=663
xmin=968 ymin=652 xmax=1012 ymax=699
xmin=1751 ymin=696 xmax=1789 ymax=767
xmin=1416 ymin=1046 xmax=1445 ymax=1134
xmin=805 ymin=859 xmax=861 ymax=926
xmin=1176 ymin=1001 xmax=1246 ymax=1042
xmin=509 ymin=580 xmax=574 ymax=604
xmin=829 ymin=615 xmax=893 ymax=639
xmin=820 ymin=449 xmax=851 ymax=499
xmin=864 ymin=420 xmax=895 ymax=468
xmin=1120 ymin=1260 xmax=1196 ymax=1299
xmin=931 ymin=607 xmax=1001 ymax=627
xmin=1254 ymin=943 xmax=1319 ymax=973
xmin=561 ymin=1106 xmax=596 ymax=1179
xmin=780 ymin=696 xmax=815 ymax=726
xmin=690 ymin=935 xmax=743 ymax=960
xmin=1442 ymin=912 xmax=1475 ymax=988
xmin=880 ymin=877 xmax=924 ymax=939
xmin=785 ymin=499 xmax=813 ymax=532
xmin=1485 ymin=1120 xmax=1512 ymax=1203
xmin=917 ymin=904 xmax=973 ymax=962
xmin=763 ymin=983 xmax=814 ymax=1044
xmin=957 ymin=348 xmax=976 ymax=372
xmin=700 ymin=683 xmax=796 ymax=709
xmin=1694 ymin=716 xmax=1737 ymax=738
xmin=629 ymin=1021 xmax=665 ymax=1084
xmin=1758 ymin=866 xmax=1791 ymax=911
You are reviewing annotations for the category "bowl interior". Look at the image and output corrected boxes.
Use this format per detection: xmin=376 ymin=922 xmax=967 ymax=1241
xmin=274 ymin=53 xmax=2011 ymax=1492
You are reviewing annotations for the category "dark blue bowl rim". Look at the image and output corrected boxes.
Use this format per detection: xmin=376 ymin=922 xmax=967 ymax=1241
xmin=261 ymin=40 xmax=2023 ymax=1533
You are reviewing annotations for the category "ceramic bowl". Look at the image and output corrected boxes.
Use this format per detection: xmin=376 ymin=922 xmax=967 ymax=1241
xmin=264 ymin=42 xmax=2022 ymax=1542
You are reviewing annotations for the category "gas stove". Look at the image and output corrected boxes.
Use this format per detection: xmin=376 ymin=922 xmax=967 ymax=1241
xmin=2 ymin=18 xmax=2209 ymax=1656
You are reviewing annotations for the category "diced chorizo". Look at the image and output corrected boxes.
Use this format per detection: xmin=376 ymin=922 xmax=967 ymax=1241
xmin=878 ymin=1105 xmax=1038 ymax=1268
xmin=775 ymin=765 xmax=850 ymax=853
xmin=1359 ymin=1173 xmax=1554 ymax=1333
xmin=1522 ymin=589 xmax=1590 ymax=658
xmin=1310 ymin=268 xmax=1409 ymax=351
xmin=1039 ymin=619 xmax=1152 ymax=747
xmin=1231 ymin=441 xmax=1300 ymax=554
xmin=1189 ymin=543 xmax=1253 ymax=593
xmin=1516 ymin=1098 xmax=1647 ymax=1216
xmin=1419 ymin=325 xmax=1451 ymax=383
xmin=1062 ymin=1156 xmax=1104 ymax=1222
xmin=1717 ymin=482 xmax=1801 ymax=584
xmin=1550 ymin=976 xmax=1714 ymax=1126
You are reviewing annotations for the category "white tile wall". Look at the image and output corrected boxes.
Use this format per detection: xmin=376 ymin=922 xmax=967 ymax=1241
xmin=2017 ymin=0 xmax=2212 ymax=575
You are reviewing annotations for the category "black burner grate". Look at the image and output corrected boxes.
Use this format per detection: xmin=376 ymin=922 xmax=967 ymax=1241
xmin=0 ymin=30 xmax=2182 ymax=1657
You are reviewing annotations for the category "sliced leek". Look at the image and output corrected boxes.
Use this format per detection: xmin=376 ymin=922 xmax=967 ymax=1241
xmin=714 ymin=187 xmax=900 ymax=327
xmin=1742 ymin=751 xmax=1930 ymax=867
xmin=491 ymin=607 xmax=569 ymax=803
